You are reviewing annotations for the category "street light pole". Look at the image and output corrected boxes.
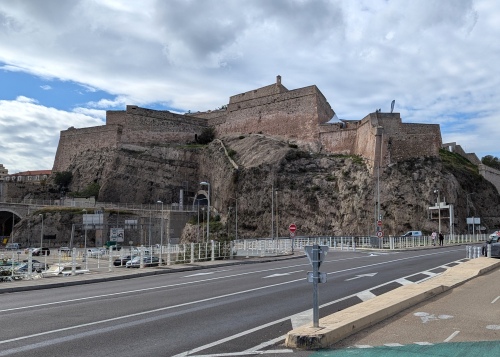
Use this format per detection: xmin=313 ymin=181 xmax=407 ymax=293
xmin=434 ymin=190 xmax=441 ymax=234
xmin=82 ymin=209 xmax=88 ymax=270
xmin=200 ymin=182 xmax=210 ymax=241
xmin=39 ymin=214 xmax=44 ymax=248
xmin=157 ymin=201 xmax=163 ymax=266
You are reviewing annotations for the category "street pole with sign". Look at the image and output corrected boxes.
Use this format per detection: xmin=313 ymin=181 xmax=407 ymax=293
xmin=304 ymin=244 xmax=329 ymax=328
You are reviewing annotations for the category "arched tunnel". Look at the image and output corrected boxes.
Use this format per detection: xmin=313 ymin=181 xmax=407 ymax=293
xmin=0 ymin=210 xmax=22 ymax=244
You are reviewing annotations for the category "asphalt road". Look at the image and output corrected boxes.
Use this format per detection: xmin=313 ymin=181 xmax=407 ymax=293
xmin=0 ymin=247 xmax=469 ymax=357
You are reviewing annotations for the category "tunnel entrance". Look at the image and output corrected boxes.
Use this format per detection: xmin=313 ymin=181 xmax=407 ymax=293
xmin=0 ymin=210 xmax=22 ymax=244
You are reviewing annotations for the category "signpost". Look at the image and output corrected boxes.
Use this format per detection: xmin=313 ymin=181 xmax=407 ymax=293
xmin=304 ymin=244 xmax=329 ymax=328
xmin=289 ymin=223 xmax=297 ymax=253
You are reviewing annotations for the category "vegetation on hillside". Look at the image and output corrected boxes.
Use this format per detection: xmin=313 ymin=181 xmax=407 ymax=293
xmin=481 ymin=155 xmax=500 ymax=170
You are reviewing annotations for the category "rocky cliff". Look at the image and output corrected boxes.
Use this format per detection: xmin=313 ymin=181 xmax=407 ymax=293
xmin=54 ymin=133 xmax=500 ymax=240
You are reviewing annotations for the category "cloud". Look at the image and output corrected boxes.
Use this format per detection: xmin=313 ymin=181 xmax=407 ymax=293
xmin=40 ymin=85 xmax=52 ymax=90
xmin=0 ymin=0 xmax=499 ymax=174
xmin=0 ymin=97 xmax=103 ymax=173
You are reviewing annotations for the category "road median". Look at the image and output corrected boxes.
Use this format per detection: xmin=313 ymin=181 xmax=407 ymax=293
xmin=285 ymin=257 xmax=500 ymax=350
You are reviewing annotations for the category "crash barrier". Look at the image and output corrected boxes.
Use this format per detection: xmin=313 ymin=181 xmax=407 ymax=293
xmin=466 ymin=245 xmax=483 ymax=259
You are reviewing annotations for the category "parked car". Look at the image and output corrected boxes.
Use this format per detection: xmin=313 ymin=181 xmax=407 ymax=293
xmin=113 ymin=255 xmax=135 ymax=266
xmin=6 ymin=243 xmax=21 ymax=250
xmin=130 ymin=247 xmax=151 ymax=255
xmin=125 ymin=256 xmax=163 ymax=268
xmin=85 ymin=248 xmax=105 ymax=258
xmin=58 ymin=247 xmax=72 ymax=254
xmin=32 ymin=247 xmax=50 ymax=256
xmin=482 ymin=235 xmax=500 ymax=257
xmin=18 ymin=259 xmax=49 ymax=273
xmin=402 ymin=231 xmax=423 ymax=237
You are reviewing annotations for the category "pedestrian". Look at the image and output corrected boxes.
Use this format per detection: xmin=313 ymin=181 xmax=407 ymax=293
xmin=432 ymin=232 xmax=436 ymax=246
xmin=439 ymin=232 xmax=444 ymax=246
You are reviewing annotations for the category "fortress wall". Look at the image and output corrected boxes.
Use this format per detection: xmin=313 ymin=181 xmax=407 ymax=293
xmin=479 ymin=164 xmax=500 ymax=194
xmin=385 ymin=123 xmax=442 ymax=161
xmin=353 ymin=116 xmax=377 ymax=160
xmin=229 ymin=80 xmax=288 ymax=104
xmin=52 ymin=125 xmax=122 ymax=172
xmin=106 ymin=110 xmax=128 ymax=125
xmin=216 ymin=86 xmax=333 ymax=147
xmin=319 ymin=128 xmax=358 ymax=155
xmin=112 ymin=106 xmax=208 ymax=145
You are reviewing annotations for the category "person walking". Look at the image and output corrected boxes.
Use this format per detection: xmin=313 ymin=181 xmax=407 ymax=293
xmin=438 ymin=232 xmax=444 ymax=246
xmin=432 ymin=232 xmax=436 ymax=246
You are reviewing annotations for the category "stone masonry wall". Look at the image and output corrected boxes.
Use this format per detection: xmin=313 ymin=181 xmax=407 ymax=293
xmin=479 ymin=164 xmax=500 ymax=194
xmin=52 ymin=125 xmax=122 ymax=172
xmin=108 ymin=106 xmax=208 ymax=146
xmin=214 ymin=85 xmax=334 ymax=150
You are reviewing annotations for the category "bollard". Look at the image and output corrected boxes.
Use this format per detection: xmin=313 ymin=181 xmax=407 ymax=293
xmin=466 ymin=245 xmax=471 ymax=259
xmin=353 ymin=242 xmax=356 ymax=252
xmin=487 ymin=244 xmax=491 ymax=258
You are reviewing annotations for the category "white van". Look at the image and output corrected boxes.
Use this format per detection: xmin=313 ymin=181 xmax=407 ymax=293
xmin=402 ymin=231 xmax=423 ymax=237
xmin=5 ymin=243 xmax=21 ymax=250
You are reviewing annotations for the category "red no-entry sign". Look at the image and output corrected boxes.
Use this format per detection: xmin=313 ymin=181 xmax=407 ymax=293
xmin=289 ymin=223 xmax=297 ymax=233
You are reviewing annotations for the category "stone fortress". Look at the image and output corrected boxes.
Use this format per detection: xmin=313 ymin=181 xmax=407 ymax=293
xmin=53 ymin=76 xmax=444 ymax=176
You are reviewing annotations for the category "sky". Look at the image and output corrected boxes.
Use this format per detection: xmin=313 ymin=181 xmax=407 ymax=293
xmin=1 ymin=0 xmax=499 ymax=174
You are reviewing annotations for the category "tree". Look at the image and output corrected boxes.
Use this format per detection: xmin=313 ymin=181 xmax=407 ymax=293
xmin=54 ymin=171 xmax=73 ymax=189
xmin=196 ymin=127 xmax=215 ymax=145
xmin=481 ymin=155 xmax=500 ymax=170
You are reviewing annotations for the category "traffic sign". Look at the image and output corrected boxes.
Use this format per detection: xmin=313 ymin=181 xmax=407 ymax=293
xmin=290 ymin=232 xmax=295 ymax=238
xmin=377 ymin=220 xmax=382 ymax=227
xmin=304 ymin=245 xmax=329 ymax=268
xmin=289 ymin=223 xmax=297 ymax=233
xmin=376 ymin=231 xmax=384 ymax=238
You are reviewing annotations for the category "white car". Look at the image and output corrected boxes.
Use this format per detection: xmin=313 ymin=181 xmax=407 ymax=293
xmin=489 ymin=231 xmax=500 ymax=239
xmin=86 ymin=248 xmax=105 ymax=258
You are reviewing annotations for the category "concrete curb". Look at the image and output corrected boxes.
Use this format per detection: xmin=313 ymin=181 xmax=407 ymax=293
xmin=285 ymin=257 xmax=500 ymax=350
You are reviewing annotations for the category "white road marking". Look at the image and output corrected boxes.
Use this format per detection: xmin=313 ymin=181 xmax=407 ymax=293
xmin=0 ymin=278 xmax=305 ymax=346
xmin=395 ymin=278 xmax=413 ymax=285
xmin=415 ymin=342 xmax=434 ymax=345
xmin=491 ymin=296 xmax=499 ymax=304
xmin=414 ymin=312 xmax=454 ymax=323
xmin=242 ymin=335 xmax=291 ymax=353
xmin=183 ymin=351 xmax=293 ymax=356
xmin=357 ymin=291 xmax=376 ymax=301
xmin=384 ymin=343 xmax=404 ymax=347
xmin=291 ymin=310 xmax=312 ymax=329
xmin=184 ymin=272 xmax=217 ymax=277
xmin=354 ymin=345 xmax=373 ymax=348
xmin=263 ymin=271 xmax=303 ymax=278
xmin=345 ymin=273 xmax=378 ymax=281
xmin=444 ymin=330 xmax=460 ymax=342
xmin=486 ymin=325 xmax=500 ymax=330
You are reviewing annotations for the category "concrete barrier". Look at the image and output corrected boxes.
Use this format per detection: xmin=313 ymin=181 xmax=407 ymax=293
xmin=285 ymin=257 xmax=500 ymax=349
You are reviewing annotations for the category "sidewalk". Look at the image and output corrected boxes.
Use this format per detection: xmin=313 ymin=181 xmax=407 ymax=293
xmin=285 ymin=257 xmax=500 ymax=350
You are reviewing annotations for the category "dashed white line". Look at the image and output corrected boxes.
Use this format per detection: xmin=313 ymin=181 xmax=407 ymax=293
xmin=357 ymin=291 xmax=377 ymax=301
xmin=444 ymin=330 xmax=460 ymax=342
xmin=491 ymin=296 xmax=499 ymax=304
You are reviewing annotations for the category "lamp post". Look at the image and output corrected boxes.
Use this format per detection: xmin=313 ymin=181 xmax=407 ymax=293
xmin=39 ymin=214 xmax=44 ymax=248
xmin=157 ymin=201 xmax=163 ymax=266
xmin=275 ymin=189 xmax=279 ymax=238
xmin=434 ymin=189 xmax=441 ymax=234
xmin=82 ymin=209 xmax=88 ymax=270
xmin=229 ymin=197 xmax=239 ymax=241
xmin=200 ymin=182 xmax=210 ymax=241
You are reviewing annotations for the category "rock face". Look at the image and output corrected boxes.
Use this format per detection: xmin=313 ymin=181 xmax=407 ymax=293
xmin=8 ymin=133 xmax=500 ymax=245
xmin=54 ymin=134 xmax=500 ymax=240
